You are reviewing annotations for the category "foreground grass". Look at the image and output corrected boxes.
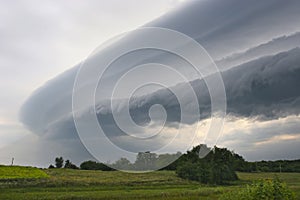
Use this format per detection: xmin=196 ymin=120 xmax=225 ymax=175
xmin=237 ymin=172 xmax=300 ymax=199
xmin=0 ymin=167 xmax=299 ymax=200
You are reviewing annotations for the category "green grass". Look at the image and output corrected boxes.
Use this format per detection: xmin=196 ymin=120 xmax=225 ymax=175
xmin=0 ymin=165 xmax=49 ymax=179
xmin=0 ymin=167 xmax=299 ymax=200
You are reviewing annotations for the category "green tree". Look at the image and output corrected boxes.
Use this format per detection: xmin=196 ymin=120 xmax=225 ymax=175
xmin=157 ymin=152 xmax=182 ymax=170
xmin=134 ymin=151 xmax=157 ymax=170
xmin=112 ymin=157 xmax=132 ymax=170
xmin=55 ymin=157 xmax=64 ymax=168
xmin=64 ymin=160 xmax=78 ymax=169
xmin=176 ymin=145 xmax=238 ymax=185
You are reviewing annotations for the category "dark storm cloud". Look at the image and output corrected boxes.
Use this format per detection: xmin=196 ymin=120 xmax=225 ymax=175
xmin=223 ymin=48 xmax=300 ymax=119
xmin=19 ymin=0 xmax=300 ymax=138
xmin=18 ymin=45 xmax=300 ymax=157
xmin=23 ymin=47 xmax=300 ymax=144
xmin=149 ymin=0 xmax=300 ymax=59
xmin=122 ymin=47 xmax=300 ymax=124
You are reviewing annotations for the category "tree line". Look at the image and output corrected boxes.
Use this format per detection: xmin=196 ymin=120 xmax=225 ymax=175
xmin=246 ymin=160 xmax=300 ymax=173
xmin=49 ymin=144 xmax=300 ymax=185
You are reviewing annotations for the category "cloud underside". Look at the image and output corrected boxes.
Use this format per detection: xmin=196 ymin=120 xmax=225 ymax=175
xmin=3 ymin=116 xmax=300 ymax=167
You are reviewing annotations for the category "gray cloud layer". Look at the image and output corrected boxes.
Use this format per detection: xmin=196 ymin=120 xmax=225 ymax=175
xmin=216 ymin=32 xmax=300 ymax=70
xmin=45 ymin=47 xmax=300 ymax=135
xmin=17 ymin=47 xmax=300 ymax=162
xmin=150 ymin=0 xmax=300 ymax=59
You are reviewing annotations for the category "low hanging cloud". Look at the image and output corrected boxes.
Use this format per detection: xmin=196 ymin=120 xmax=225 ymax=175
xmin=108 ymin=47 xmax=300 ymax=125
xmin=19 ymin=48 xmax=300 ymax=154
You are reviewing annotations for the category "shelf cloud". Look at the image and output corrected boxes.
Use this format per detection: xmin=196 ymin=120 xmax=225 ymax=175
xmin=4 ymin=0 xmax=300 ymax=166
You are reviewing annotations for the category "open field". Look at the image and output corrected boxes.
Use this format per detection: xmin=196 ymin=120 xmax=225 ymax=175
xmin=0 ymin=165 xmax=49 ymax=179
xmin=0 ymin=166 xmax=299 ymax=200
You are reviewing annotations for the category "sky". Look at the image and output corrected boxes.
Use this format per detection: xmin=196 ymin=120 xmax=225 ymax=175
xmin=1 ymin=0 xmax=300 ymax=167
xmin=0 ymin=0 xmax=186 ymax=151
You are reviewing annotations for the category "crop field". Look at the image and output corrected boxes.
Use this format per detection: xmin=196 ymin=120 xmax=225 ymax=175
xmin=0 ymin=166 xmax=299 ymax=200
xmin=0 ymin=165 xmax=49 ymax=179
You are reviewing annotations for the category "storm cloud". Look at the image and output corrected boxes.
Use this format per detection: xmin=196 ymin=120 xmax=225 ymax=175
xmin=4 ymin=0 xmax=300 ymax=166
xmin=17 ymin=47 xmax=300 ymax=164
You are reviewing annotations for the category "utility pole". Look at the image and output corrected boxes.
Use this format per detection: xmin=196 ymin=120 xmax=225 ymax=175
xmin=279 ymin=163 xmax=282 ymax=173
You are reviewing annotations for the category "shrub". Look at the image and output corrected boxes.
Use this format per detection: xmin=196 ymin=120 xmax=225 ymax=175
xmin=64 ymin=160 xmax=79 ymax=169
xmin=219 ymin=178 xmax=295 ymax=200
xmin=48 ymin=164 xmax=55 ymax=169
xmin=80 ymin=160 xmax=115 ymax=171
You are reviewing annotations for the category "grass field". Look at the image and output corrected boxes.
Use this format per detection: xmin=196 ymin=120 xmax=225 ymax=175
xmin=0 ymin=166 xmax=299 ymax=200
xmin=0 ymin=165 xmax=49 ymax=179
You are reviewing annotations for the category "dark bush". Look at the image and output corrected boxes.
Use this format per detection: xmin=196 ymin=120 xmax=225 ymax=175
xmin=64 ymin=160 xmax=79 ymax=169
xmin=48 ymin=164 xmax=55 ymax=169
xmin=80 ymin=160 xmax=115 ymax=171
